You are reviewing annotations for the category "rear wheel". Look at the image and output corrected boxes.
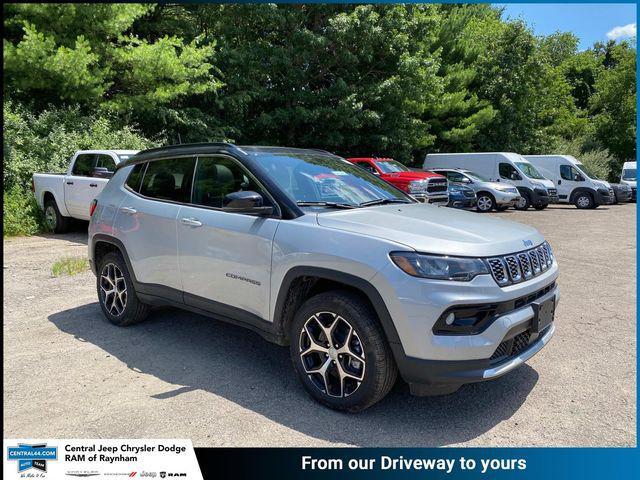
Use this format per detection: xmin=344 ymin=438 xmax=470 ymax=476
xmin=97 ymin=251 xmax=149 ymax=326
xmin=533 ymin=204 xmax=547 ymax=210
xmin=290 ymin=291 xmax=397 ymax=412
xmin=44 ymin=199 xmax=71 ymax=233
xmin=476 ymin=193 xmax=495 ymax=212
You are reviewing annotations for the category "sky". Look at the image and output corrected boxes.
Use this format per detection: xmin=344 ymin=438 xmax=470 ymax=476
xmin=496 ymin=3 xmax=637 ymax=50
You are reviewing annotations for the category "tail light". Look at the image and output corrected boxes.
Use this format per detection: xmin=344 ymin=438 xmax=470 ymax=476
xmin=89 ymin=199 xmax=98 ymax=217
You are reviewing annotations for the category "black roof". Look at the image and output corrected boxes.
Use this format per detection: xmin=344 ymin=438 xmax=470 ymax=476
xmin=117 ymin=143 xmax=338 ymax=169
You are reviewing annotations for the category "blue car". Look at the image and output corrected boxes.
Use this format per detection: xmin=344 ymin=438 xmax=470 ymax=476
xmin=447 ymin=183 xmax=477 ymax=209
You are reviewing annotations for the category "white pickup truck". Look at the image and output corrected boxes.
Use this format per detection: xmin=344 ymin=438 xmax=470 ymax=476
xmin=33 ymin=150 xmax=138 ymax=232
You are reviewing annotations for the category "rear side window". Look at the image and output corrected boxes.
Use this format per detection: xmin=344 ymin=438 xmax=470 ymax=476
xmin=140 ymin=157 xmax=196 ymax=203
xmin=125 ymin=163 xmax=146 ymax=192
xmin=72 ymin=154 xmax=96 ymax=176
xmin=191 ymin=156 xmax=269 ymax=208
xmin=95 ymin=154 xmax=116 ymax=173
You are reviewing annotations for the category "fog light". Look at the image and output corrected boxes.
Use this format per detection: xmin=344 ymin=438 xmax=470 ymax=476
xmin=445 ymin=313 xmax=456 ymax=325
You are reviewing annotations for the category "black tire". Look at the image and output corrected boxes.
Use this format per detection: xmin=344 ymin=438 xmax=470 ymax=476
xmin=476 ymin=193 xmax=495 ymax=212
xmin=96 ymin=251 xmax=149 ymax=326
xmin=289 ymin=290 xmax=397 ymax=412
xmin=495 ymin=205 xmax=510 ymax=212
xmin=533 ymin=204 xmax=547 ymax=210
xmin=514 ymin=193 xmax=531 ymax=211
xmin=44 ymin=199 xmax=72 ymax=233
xmin=574 ymin=192 xmax=594 ymax=209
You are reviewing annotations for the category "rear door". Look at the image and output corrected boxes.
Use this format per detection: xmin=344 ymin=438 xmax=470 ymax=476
xmin=115 ymin=157 xmax=196 ymax=292
xmin=177 ymin=155 xmax=279 ymax=320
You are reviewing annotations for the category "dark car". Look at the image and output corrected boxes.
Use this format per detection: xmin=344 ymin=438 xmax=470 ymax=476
xmin=447 ymin=183 xmax=477 ymax=209
xmin=610 ymin=183 xmax=633 ymax=203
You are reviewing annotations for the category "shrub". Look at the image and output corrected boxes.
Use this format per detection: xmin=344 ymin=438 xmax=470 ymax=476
xmin=550 ymin=137 xmax=615 ymax=181
xmin=3 ymin=186 xmax=44 ymax=237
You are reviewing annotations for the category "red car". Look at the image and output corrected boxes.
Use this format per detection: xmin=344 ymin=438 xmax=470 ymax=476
xmin=347 ymin=157 xmax=449 ymax=204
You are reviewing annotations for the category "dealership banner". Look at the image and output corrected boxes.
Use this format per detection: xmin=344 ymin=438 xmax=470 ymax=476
xmin=4 ymin=439 xmax=202 ymax=479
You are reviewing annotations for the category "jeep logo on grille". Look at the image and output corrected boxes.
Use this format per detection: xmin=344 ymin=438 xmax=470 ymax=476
xmin=523 ymin=239 xmax=533 ymax=247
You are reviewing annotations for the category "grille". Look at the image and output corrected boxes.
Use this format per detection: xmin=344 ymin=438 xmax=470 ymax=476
xmin=547 ymin=188 xmax=557 ymax=196
xmin=427 ymin=178 xmax=448 ymax=193
xmin=490 ymin=331 xmax=532 ymax=362
xmin=487 ymin=242 xmax=554 ymax=286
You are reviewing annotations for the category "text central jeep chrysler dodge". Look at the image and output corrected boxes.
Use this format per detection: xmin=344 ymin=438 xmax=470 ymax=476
xmin=88 ymin=144 xmax=559 ymax=412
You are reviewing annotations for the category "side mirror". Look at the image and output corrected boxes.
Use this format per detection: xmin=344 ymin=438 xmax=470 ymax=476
xmin=576 ymin=174 xmax=585 ymax=182
xmin=92 ymin=167 xmax=114 ymax=178
xmin=222 ymin=191 xmax=273 ymax=215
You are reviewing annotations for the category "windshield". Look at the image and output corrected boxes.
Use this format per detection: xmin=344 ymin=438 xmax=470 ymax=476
xmin=515 ymin=162 xmax=545 ymax=180
xmin=576 ymin=163 xmax=598 ymax=180
xmin=256 ymin=153 xmax=413 ymax=207
xmin=375 ymin=160 xmax=410 ymax=173
xmin=622 ymin=168 xmax=636 ymax=180
xmin=462 ymin=170 xmax=490 ymax=182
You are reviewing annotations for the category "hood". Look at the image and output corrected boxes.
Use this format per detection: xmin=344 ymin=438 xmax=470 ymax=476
xmin=316 ymin=203 xmax=544 ymax=257
xmin=621 ymin=179 xmax=637 ymax=187
xmin=531 ymin=178 xmax=555 ymax=189
xmin=593 ymin=179 xmax=611 ymax=189
xmin=383 ymin=171 xmax=443 ymax=181
xmin=478 ymin=180 xmax=518 ymax=192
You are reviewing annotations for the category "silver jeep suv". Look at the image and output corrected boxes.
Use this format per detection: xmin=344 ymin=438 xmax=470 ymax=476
xmin=88 ymin=144 xmax=559 ymax=412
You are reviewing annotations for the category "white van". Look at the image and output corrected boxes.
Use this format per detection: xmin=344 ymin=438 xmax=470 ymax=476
xmin=524 ymin=155 xmax=614 ymax=209
xmin=620 ymin=161 xmax=636 ymax=201
xmin=423 ymin=152 xmax=557 ymax=210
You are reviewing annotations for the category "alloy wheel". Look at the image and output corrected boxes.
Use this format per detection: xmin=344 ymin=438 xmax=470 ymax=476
xmin=45 ymin=206 xmax=57 ymax=230
xmin=477 ymin=196 xmax=493 ymax=212
xmin=516 ymin=196 xmax=527 ymax=209
xmin=100 ymin=263 xmax=127 ymax=316
xmin=298 ymin=312 xmax=366 ymax=398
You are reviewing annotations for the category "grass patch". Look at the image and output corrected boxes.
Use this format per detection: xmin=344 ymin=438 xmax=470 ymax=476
xmin=51 ymin=256 xmax=89 ymax=277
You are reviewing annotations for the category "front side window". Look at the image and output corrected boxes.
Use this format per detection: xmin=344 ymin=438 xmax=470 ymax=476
xmin=560 ymin=165 xmax=582 ymax=181
xmin=72 ymin=154 xmax=96 ymax=176
xmin=191 ymin=156 xmax=270 ymax=208
xmin=140 ymin=157 xmax=196 ymax=202
xmin=515 ymin=162 xmax=545 ymax=180
xmin=498 ymin=162 xmax=520 ymax=180
xmin=374 ymin=160 xmax=409 ymax=173
xmin=257 ymin=153 xmax=412 ymax=207
xmin=444 ymin=171 xmax=469 ymax=183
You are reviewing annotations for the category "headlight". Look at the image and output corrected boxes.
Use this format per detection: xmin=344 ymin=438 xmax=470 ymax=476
xmin=597 ymin=188 xmax=609 ymax=195
xmin=390 ymin=252 xmax=489 ymax=281
xmin=408 ymin=180 xmax=429 ymax=193
xmin=496 ymin=185 xmax=518 ymax=194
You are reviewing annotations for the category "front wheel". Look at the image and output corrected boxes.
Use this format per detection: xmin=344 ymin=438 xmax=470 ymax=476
xmin=533 ymin=204 xmax=547 ymax=211
xmin=290 ymin=291 xmax=397 ymax=412
xmin=476 ymin=194 xmax=495 ymax=212
xmin=574 ymin=192 xmax=594 ymax=209
xmin=514 ymin=193 xmax=531 ymax=210
xmin=97 ymin=251 xmax=149 ymax=326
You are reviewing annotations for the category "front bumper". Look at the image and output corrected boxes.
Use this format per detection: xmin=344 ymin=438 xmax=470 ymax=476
xmin=371 ymin=259 xmax=559 ymax=394
xmin=596 ymin=189 xmax=615 ymax=205
xmin=493 ymin=191 xmax=520 ymax=206
xmin=448 ymin=195 xmax=476 ymax=208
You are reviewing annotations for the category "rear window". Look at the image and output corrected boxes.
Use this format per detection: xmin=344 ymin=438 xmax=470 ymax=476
xmin=139 ymin=157 xmax=196 ymax=203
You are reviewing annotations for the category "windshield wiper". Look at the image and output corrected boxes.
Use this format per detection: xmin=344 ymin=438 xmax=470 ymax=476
xmin=296 ymin=201 xmax=358 ymax=209
xmin=358 ymin=198 xmax=413 ymax=207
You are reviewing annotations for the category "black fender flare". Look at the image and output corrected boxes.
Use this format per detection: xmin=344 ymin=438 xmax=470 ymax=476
xmin=91 ymin=234 xmax=138 ymax=282
xmin=569 ymin=187 xmax=597 ymax=204
xmin=274 ymin=266 xmax=403 ymax=348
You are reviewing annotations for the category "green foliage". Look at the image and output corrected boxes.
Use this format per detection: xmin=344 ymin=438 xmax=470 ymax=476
xmin=2 ymin=3 xmax=637 ymax=232
xmin=51 ymin=256 xmax=90 ymax=277
xmin=3 ymin=186 xmax=43 ymax=237
xmin=550 ymin=137 xmax=614 ymax=181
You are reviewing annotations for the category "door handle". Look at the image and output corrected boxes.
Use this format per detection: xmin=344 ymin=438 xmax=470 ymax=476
xmin=558 ymin=180 xmax=562 ymax=185
xmin=120 ymin=206 xmax=137 ymax=215
xmin=180 ymin=217 xmax=203 ymax=227
xmin=66 ymin=181 xmax=74 ymax=185
xmin=89 ymin=183 xmax=98 ymax=187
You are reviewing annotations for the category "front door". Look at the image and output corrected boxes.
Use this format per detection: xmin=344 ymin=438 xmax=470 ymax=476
xmin=177 ymin=155 xmax=279 ymax=321
xmin=557 ymin=164 xmax=584 ymax=201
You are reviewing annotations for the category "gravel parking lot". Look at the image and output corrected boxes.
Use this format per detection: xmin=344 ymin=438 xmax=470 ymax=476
xmin=3 ymin=204 xmax=636 ymax=447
